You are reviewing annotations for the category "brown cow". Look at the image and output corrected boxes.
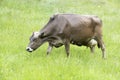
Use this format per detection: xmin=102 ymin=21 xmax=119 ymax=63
xmin=26 ymin=14 xmax=106 ymax=58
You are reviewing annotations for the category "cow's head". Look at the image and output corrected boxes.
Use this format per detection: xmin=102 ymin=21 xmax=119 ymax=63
xmin=26 ymin=31 xmax=46 ymax=52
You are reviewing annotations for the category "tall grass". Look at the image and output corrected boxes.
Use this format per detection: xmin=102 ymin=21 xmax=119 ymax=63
xmin=0 ymin=0 xmax=120 ymax=80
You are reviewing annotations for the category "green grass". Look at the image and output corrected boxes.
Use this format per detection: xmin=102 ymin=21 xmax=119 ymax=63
xmin=0 ymin=0 xmax=120 ymax=80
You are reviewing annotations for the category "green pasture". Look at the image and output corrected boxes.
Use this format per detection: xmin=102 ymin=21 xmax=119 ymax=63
xmin=0 ymin=0 xmax=120 ymax=80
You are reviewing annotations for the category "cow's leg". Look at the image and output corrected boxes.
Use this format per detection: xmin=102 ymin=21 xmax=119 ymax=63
xmin=96 ymin=38 xmax=106 ymax=59
xmin=90 ymin=46 xmax=95 ymax=53
xmin=64 ymin=40 xmax=70 ymax=57
xmin=47 ymin=43 xmax=53 ymax=55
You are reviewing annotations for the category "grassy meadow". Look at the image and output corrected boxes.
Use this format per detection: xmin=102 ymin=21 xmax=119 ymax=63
xmin=0 ymin=0 xmax=120 ymax=80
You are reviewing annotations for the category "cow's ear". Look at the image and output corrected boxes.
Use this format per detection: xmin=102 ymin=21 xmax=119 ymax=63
xmin=39 ymin=32 xmax=45 ymax=38
xmin=50 ymin=16 xmax=55 ymax=20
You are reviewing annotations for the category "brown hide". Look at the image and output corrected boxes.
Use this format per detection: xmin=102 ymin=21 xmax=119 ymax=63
xmin=27 ymin=14 xmax=105 ymax=58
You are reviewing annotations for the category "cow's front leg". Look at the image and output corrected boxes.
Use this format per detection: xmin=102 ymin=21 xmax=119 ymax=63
xmin=47 ymin=43 xmax=53 ymax=55
xmin=64 ymin=40 xmax=70 ymax=57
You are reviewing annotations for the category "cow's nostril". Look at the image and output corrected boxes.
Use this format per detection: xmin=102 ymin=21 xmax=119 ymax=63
xmin=26 ymin=47 xmax=33 ymax=52
xmin=26 ymin=47 xmax=29 ymax=51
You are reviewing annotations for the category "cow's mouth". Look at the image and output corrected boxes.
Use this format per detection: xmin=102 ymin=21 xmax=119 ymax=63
xmin=26 ymin=47 xmax=34 ymax=52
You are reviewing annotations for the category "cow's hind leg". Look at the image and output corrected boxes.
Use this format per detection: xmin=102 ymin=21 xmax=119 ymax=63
xmin=96 ymin=37 xmax=106 ymax=59
xmin=90 ymin=46 xmax=95 ymax=53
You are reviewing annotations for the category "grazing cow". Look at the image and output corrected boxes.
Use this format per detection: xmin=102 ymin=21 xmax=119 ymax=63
xmin=26 ymin=14 xmax=106 ymax=58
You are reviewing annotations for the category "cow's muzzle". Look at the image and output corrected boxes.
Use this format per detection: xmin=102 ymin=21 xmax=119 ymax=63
xmin=26 ymin=47 xmax=33 ymax=52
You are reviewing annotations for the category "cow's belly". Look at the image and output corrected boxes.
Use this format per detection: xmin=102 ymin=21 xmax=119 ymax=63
xmin=70 ymin=29 xmax=94 ymax=46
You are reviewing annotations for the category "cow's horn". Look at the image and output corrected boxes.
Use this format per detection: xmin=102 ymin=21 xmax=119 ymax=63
xmin=34 ymin=31 xmax=40 ymax=38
